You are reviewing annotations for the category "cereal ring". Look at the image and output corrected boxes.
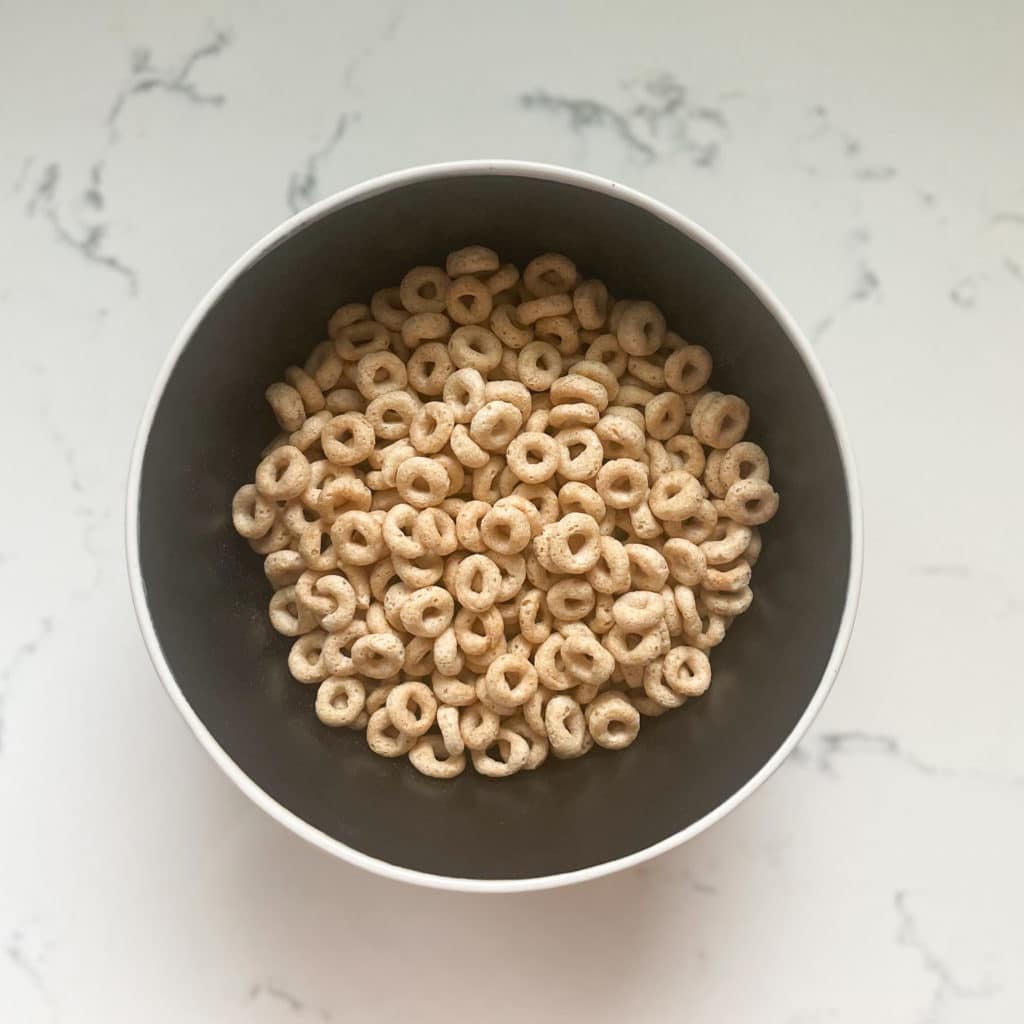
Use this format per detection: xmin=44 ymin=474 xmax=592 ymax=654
xmin=516 ymin=341 xmax=563 ymax=392
xmin=400 ymin=266 xmax=450 ymax=314
xmin=546 ymin=578 xmax=596 ymax=622
xmin=573 ymin=279 xmax=609 ymax=330
xmin=408 ymin=401 xmax=454 ymax=455
xmin=280 ymin=368 xmax=325 ymax=418
xmin=265 ymin=381 xmax=306 ymax=431
xmin=354 ymin=351 xmax=407 ymax=402
xmin=534 ymin=634 xmax=573 ymax=691
xmin=232 ymin=483 xmax=276 ymax=539
xmin=406 ymin=341 xmax=454 ymax=397
xmin=385 ymin=681 xmax=437 ymax=737
xmin=395 ymin=456 xmax=450 ymax=509
xmin=616 ymin=300 xmax=666 ymax=356
xmin=518 ymin=587 xmax=552 ymax=645
xmin=484 ymin=653 xmax=538 ymax=708
xmin=642 ymin=657 xmax=686 ymax=709
xmin=585 ymin=333 xmax=628 ymax=376
xmin=644 ymin=391 xmax=686 ymax=441
xmin=399 ymin=585 xmax=455 ymax=638
xmin=663 ymin=645 xmax=712 ymax=697
xmin=596 ymin=459 xmax=649 ymax=510
xmin=446 ymin=424 xmax=487 ymax=470
xmin=616 ymin=383 xmax=656 ymax=408
xmin=501 ymin=715 xmax=549 ymax=770
xmin=480 ymin=503 xmax=531 ymax=555
xmin=288 ymin=630 xmax=330 ymax=683
xmin=490 ymin=304 xmax=534 ymax=349
xmin=454 ymin=553 xmax=501 ymax=612
xmin=700 ymin=519 xmax=752 ymax=566
xmin=503 ymin=431 xmax=559 ymax=485
xmin=264 ymin=549 xmax=305 ymax=589
xmin=626 ymin=356 xmax=665 ymax=390
xmin=366 ymin=708 xmax=416 ymax=757
xmin=723 ymin=478 xmax=779 ymax=526
xmin=704 ymin=560 xmax=752 ymax=592
xmin=435 ymin=705 xmax=465 ymax=758
xmin=664 ymin=345 xmax=713 ymax=394
xmin=484 ymin=262 xmax=520 ymax=295
xmin=255 ymin=445 xmax=311 ymax=500
xmin=691 ymin=392 xmax=750 ymax=449
xmin=407 ymin=734 xmax=465 ymax=779
xmin=269 ymin=586 xmax=316 ymax=636
xmin=517 ymin=293 xmax=573 ymax=325
xmin=550 ymin=374 xmax=609 ymax=412
xmin=315 ymin=676 xmax=366 ymax=727
xmin=483 ymin=380 xmax=531 ymax=420
xmin=469 ymin=400 xmax=523 ymax=453
xmin=318 ymin=475 xmax=372 ymax=520
xmin=333 ymin=319 xmax=389 ymax=361
xmin=604 ymin=621 xmax=669 ymax=667
xmin=453 ymin=606 xmax=504 ymax=657
xmin=701 ymin=585 xmax=753 ymax=617
xmin=296 ymin=520 xmax=336 ymax=571
xmin=401 ymin=312 xmax=451 ymax=349
xmin=325 ymin=388 xmax=364 ymax=414
xmin=663 ymin=538 xmax=708 ymax=587
xmin=533 ymin=513 xmax=601 ymax=574
xmin=471 ymin=456 xmax=505 ymax=503
xmin=562 ymin=630 xmax=615 ymax=687
xmin=627 ymin=499 xmax=662 ymax=540
xmin=327 ymin=302 xmax=370 ymax=337
xmin=544 ymin=695 xmax=590 ymax=759
xmin=554 ymin=427 xmax=603 ymax=482
xmin=593 ymin=416 xmax=645 ymax=462
xmin=446 ymin=245 xmax=499 ymax=277
xmin=534 ymin=315 xmax=579 ymax=355
xmin=586 ymin=535 xmax=631 ymax=594
xmin=666 ymin=497 xmax=718 ymax=544
xmin=524 ymin=253 xmax=577 ymax=297
xmin=412 ymin=507 xmax=457 ymax=557
xmin=249 ymin=519 xmax=291 ymax=555
xmin=649 ymin=469 xmax=703 ymax=521
xmin=432 ymin=669 xmax=475 ymax=708
xmin=448 ymin=324 xmax=502 ymax=373
xmin=547 ymin=402 xmax=600 ymax=429
xmin=442 ymin=369 xmax=486 ymax=427
xmin=471 ymin=728 xmax=529 ymax=777
xmin=460 ymin=702 xmax=501 ymax=751
xmin=446 ymin=275 xmax=493 ymax=325
xmin=289 ymin=410 xmax=332 ymax=453
xmin=321 ymin=412 xmax=375 ymax=466
xmin=382 ymin=503 xmax=425 ymax=559
xmin=612 ymin=591 xmax=665 ymax=631
xmin=666 ymin=435 xmax=706 ymax=478
xmin=586 ymin=692 xmax=640 ymax=750
xmin=392 ymin=550 xmax=444 ymax=589
xmin=513 ymin=483 xmax=560 ymax=528
xmin=370 ymin=287 xmax=409 ymax=330
xmin=403 ymin=634 xmax=436 ymax=677
xmin=555 ymin=482 xmax=603 ymax=523
xmin=720 ymin=441 xmax=771 ymax=488
xmin=351 ymin=633 xmax=405 ymax=680
xmin=312 ymin=574 xmax=356 ymax=632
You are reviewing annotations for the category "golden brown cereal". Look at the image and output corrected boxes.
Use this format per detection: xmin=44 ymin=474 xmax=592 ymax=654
xmin=534 ymin=315 xmax=579 ymax=355
xmin=664 ymin=345 xmax=713 ymax=394
xmin=365 ymin=391 xmax=418 ymax=441
xmin=545 ymin=695 xmax=590 ymax=758
xmin=517 ymin=341 xmax=562 ymax=392
xmin=617 ymin=300 xmax=666 ymax=356
xmin=255 ymin=445 xmax=311 ymax=500
xmin=370 ymin=287 xmax=408 ymax=330
xmin=413 ymin=507 xmax=458 ymax=557
xmin=518 ymin=293 xmax=573 ymax=325
xmin=691 ymin=391 xmax=750 ymax=449
xmin=701 ymin=519 xmax=752 ymax=566
xmin=268 ymin=585 xmax=315 ymax=636
xmin=399 ymin=585 xmax=455 ymax=638
xmin=265 ymin=381 xmax=306 ymax=431
xmin=644 ymin=391 xmax=686 ymax=441
xmin=490 ymin=304 xmax=533 ymax=349
xmin=555 ymin=427 xmax=604 ymax=482
xmin=471 ymin=728 xmax=529 ymax=777
xmin=288 ymin=630 xmax=330 ymax=683
xmin=354 ymin=351 xmax=407 ymax=401
xmin=232 ymin=484 xmax=276 ymax=539
xmin=395 ymin=456 xmax=450 ymax=509
xmin=352 ymin=633 xmax=405 ymax=679
xmin=666 ymin=435 xmax=706 ymax=478
xmin=649 ymin=468 xmax=702 ymax=521
xmin=724 ymin=478 xmax=779 ymax=526
xmin=484 ymin=653 xmax=538 ymax=708
xmin=573 ymin=279 xmax=609 ymax=330
xmin=596 ymin=458 xmax=650 ymax=510
xmin=406 ymin=341 xmax=454 ymax=397
xmin=334 ymin=319 xmax=389 ymax=361
xmin=409 ymin=401 xmax=455 ymax=454
xmin=586 ymin=691 xmax=640 ymax=750
xmin=460 ymin=702 xmax=501 ymax=750
xmin=470 ymin=400 xmax=523 ymax=452
xmin=366 ymin=708 xmax=416 ymax=757
xmin=524 ymin=253 xmax=577 ymax=297
xmin=480 ymin=502 xmax=531 ymax=555
xmin=664 ymin=537 xmax=708 ymax=587
xmin=447 ymin=245 xmax=499 ymax=277
xmin=386 ymin=681 xmax=437 ymax=737
xmin=401 ymin=312 xmax=451 ymax=349
xmin=327 ymin=303 xmax=370 ymax=337
xmin=400 ymin=266 xmax=450 ymax=314
xmin=533 ymin=513 xmax=601 ymax=574
xmin=315 ymin=676 xmax=366 ymax=727
xmin=321 ymin=413 xmax=375 ymax=466
xmin=264 ymin=549 xmax=305 ymax=589
xmin=454 ymin=553 xmax=501 ymax=612
xmin=447 ymin=275 xmax=493 ymax=325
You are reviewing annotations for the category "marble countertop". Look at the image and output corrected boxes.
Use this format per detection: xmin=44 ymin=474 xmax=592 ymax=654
xmin=2 ymin=1 xmax=1022 ymax=1020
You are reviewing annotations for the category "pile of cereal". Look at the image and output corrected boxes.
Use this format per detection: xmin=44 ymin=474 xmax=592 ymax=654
xmin=231 ymin=247 xmax=779 ymax=779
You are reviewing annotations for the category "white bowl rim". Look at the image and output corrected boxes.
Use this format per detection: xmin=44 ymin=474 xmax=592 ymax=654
xmin=125 ymin=159 xmax=864 ymax=894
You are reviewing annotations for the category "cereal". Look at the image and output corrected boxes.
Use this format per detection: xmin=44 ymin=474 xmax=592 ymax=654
xmin=232 ymin=250 xmax=779 ymax=779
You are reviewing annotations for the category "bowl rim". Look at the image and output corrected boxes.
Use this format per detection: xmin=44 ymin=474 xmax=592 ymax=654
xmin=125 ymin=159 xmax=864 ymax=894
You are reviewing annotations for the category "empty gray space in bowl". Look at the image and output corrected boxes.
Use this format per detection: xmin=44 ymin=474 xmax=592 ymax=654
xmin=138 ymin=174 xmax=850 ymax=880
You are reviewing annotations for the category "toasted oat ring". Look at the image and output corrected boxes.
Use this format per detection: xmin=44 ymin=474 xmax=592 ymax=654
xmin=446 ymin=245 xmax=499 ymax=277
xmin=663 ymin=538 xmax=708 ymax=587
xmin=453 ymin=500 xmax=490 ymax=553
xmin=480 ymin=503 xmax=531 ymax=555
xmin=354 ymin=351 xmax=407 ymax=401
xmin=557 ymin=482 xmax=605 ymax=523
xmin=704 ymin=560 xmax=752 ymax=592
xmin=666 ymin=435 xmax=706 ymax=478
xmin=283 ymin=366 xmax=326 ymax=415
xmin=468 ymin=400 xmax=523 ymax=454
xmin=644 ymin=391 xmax=687 ymax=441
xmin=454 ymin=553 xmax=501 ymax=612
xmin=327 ymin=302 xmax=370 ymax=337
xmin=701 ymin=519 xmax=752 ymax=566
xmin=446 ymin=275 xmax=493 ymax=325
xmin=304 ymin=341 xmax=343 ymax=391
xmin=626 ymin=499 xmax=660 ymax=540
xmin=460 ymin=702 xmax=501 ymax=751
xmin=327 ymin=509 xmax=382 ymax=564
xmin=691 ymin=391 xmax=750 ymax=449
xmin=605 ymin=620 xmax=669 ymax=666
xmin=612 ymin=591 xmax=665 ymax=631
xmin=436 ymin=705 xmax=465 ymax=757
xmin=446 ymin=424 xmax=487 ymax=470
xmin=504 ymin=431 xmax=559 ymax=485
xmin=573 ymin=279 xmax=609 ymax=329
xmin=471 ymin=456 xmax=504 ymax=503
xmin=570 ymin=359 xmax=620 ymax=402
xmin=546 ymin=578 xmax=596 ymax=622
xmin=442 ymin=367 xmax=486 ymax=424
xmin=701 ymin=585 xmax=753 ymax=617
xmin=518 ymin=587 xmax=552 ymax=645
xmin=315 ymin=676 xmax=366 ymax=727
xmin=664 ymin=345 xmax=713 ymax=394
xmin=249 ymin=518 xmax=291 ymax=555
xmin=594 ymin=415 xmax=645 ymax=461
xmin=720 ymin=441 xmax=771 ymax=487
xmin=369 ymin=287 xmax=408 ymax=330
xmin=616 ymin=300 xmax=666 ymax=356
xmin=413 ymin=507 xmax=457 ymax=557
xmin=724 ymin=478 xmax=779 ymax=526
xmin=406 ymin=341 xmax=454 ymax=397
xmin=268 ymin=585 xmax=315 ymax=636
xmin=255 ymin=445 xmax=311 ymax=500
xmin=361 ymin=392 xmax=415 ymax=441
xmin=287 ymin=630 xmax=329 ymax=683
xmin=391 ymin=550 xmax=444 ymax=589
xmin=484 ymin=653 xmax=538 ymax=708
xmin=642 ymin=658 xmax=686 ymax=709
xmin=399 ymin=265 xmax=450 ymax=314
xmin=667 ymin=497 xmax=719 ymax=544
xmin=534 ymin=633 xmax=573 ymax=691
xmin=484 ymin=262 xmax=520 ymax=295
xmin=534 ymin=315 xmax=579 ymax=355
xmin=663 ymin=645 xmax=712 ymax=697
xmin=586 ymin=535 xmax=631 ymax=594
xmin=232 ymin=483 xmax=276 ymax=539
xmin=383 ymin=503 xmax=425 ymax=559
xmin=289 ymin=410 xmax=332 ymax=453
xmin=517 ymin=293 xmax=573 ymax=325
xmin=400 ymin=311 xmax=451 ymax=349
xmin=265 ymin=381 xmax=306 ymax=431
xmin=513 ymin=484 xmax=560 ymax=529
xmin=448 ymin=325 xmax=501 ymax=374
xmin=585 ymin=333 xmax=628 ymax=376
xmin=524 ymin=253 xmax=577 ymax=297
xmin=562 ymin=631 xmax=615 ymax=687
xmin=554 ymin=427 xmax=603 ymax=482
xmin=317 ymin=474 xmax=372 ymax=520
xmin=313 ymin=575 xmax=356 ymax=632
xmin=409 ymin=735 xmax=466 ymax=779
xmin=333 ymin=319 xmax=389 ymax=361
xmin=400 ymin=585 xmax=455 ymax=638
xmin=351 ymin=633 xmax=405 ymax=680
xmin=648 ymin=468 xmax=703 ymax=521
xmin=550 ymin=374 xmax=609 ymax=411
xmin=366 ymin=707 xmax=416 ymax=757
xmin=409 ymin=401 xmax=454 ymax=454
xmin=264 ymin=550 xmax=305 ymax=589
xmin=620 ymin=544 xmax=667 ymax=592
xmin=626 ymin=356 xmax=665 ymax=390
xmin=547 ymin=402 xmax=599 ymax=429
xmin=595 ymin=458 xmax=649 ymax=510
xmin=516 ymin=341 xmax=562 ymax=392
xmin=534 ymin=513 xmax=601 ymax=574
xmin=544 ymin=695 xmax=589 ymax=758
xmin=471 ymin=728 xmax=529 ymax=778
xmin=385 ymin=681 xmax=437 ymax=737
xmin=490 ymin=304 xmax=534 ymax=349
xmin=499 ymin=715 xmax=548 ymax=770
xmin=395 ymin=456 xmax=450 ymax=509
xmin=321 ymin=413 xmax=374 ymax=466
xmin=296 ymin=520 xmax=336 ymax=571
xmin=586 ymin=692 xmax=640 ymax=750
xmin=453 ymin=606 xmax=504 ymax=658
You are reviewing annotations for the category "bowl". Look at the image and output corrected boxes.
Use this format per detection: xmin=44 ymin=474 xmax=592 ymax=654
xmin=126 ymin=161 xmax=862 ymax=892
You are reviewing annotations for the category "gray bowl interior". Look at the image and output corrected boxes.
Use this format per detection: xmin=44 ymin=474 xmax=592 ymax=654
xmin=137 ymin=173 xmax=851 ymax=880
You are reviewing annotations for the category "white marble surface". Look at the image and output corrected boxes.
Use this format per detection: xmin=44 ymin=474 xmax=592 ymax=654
xmin=2 ymin=1 xmax=1023 ymax=1020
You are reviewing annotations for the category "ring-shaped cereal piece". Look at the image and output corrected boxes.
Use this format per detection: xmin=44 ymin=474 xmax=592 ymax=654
xmin=406 ymin=341 xmax=454 ymax=397
xmin=446 ymin=245 xmax=499 ymax=277
xmin=431 ymin=667 xmax=475 ymax=707
xmin=586 ymin=535 xmax=631 ymax=594
xmin=446 ymin=275 xmax=493 ymax=325
xmin=454 ymin=553 xmax=501 ymax=612
xmin=550 ymin=373 xmax=609 ymax=411
xmin=385 ymin=681 xmax=437 ymax=737
xmin=666 ymin=435 xmax=706 ymax=478
xmin=642 ymin=657 xmax=686 ymax=709
xmin=351 ymin=633 xmax=405 ymax=680
xmin=471 ymin=456 xmax=504 ymax=503
xmin=616 ymin=300 xmax=666 ymax=356
xmin=720 ymin=441 xmax=771 ymax=488
xmin=289 ymin=410 xmax=332 ymax=453
xmin=484 ymin=262 xmax=520 ymax=295
xmin=447 ymin=424 xmax=488 ymax=470
xmin=354 ymin=351 xmax=407 ymax=402
xmin=585 ymin=692 xmax=640 ymax=750
xmin=562 ymin=630 xmax=615 ymax=687
xmin=284 ymin=366 xmax=326 ymax=415
xmin=573 ymin=279 xmax=609 ymax=330
xmin=333 ymin=319 xmax=389 ymax=361
xmin=612 ymin=591 xmax=665 ymax=631
xmin=328 ymin=509 xmax=383 ymax=565
xmin=321 ymin=412 xmax=375 ymax=466
xmin=544 ymin=695 xmax=589 ymax=759
xmin=255 ymin=444 xmax=311 ymax=500
xmin=370 ymin=287 xmax=408 ymax=330
xmin=448 ymin=324 xmax=502 ymax=373
xmin=663 ymin=645 xmax=712 ymax=698
xmin=391 ymin=550 xmax=444 ymax=589
xmin=269 ymin=585 xmax=315 ymax=636
xmin=516 ymin=340 xmax=563 ymax=392
xmin=596 ymin=458 xmax=650 ymax=510
xmin=436 ymin=705 xmax=465 ymax=757
xmin=490 ymin=303 xmax=533 ymax=349
xmin=327 ymin=302 xmax=370 ymax=337
xmin=691 ymin=391 xmax=750 ymax=449
xmin=622 ymin=545 xmax=668 ymax=593
xmin=480 ymin=503 xmax=531 ymax=555
xmin=318 ymin=474 xmax=372 ymax=520
xmin=628 ymin=499 xmax=662 ymax=541
xmin=569 ymin=360 xmax=620 ymax=404
xmin=264 ymin=550 xmax=305 ymax=590
xmin=399 ymin=585 xmax=455 ymax=638
xmin=460 ymin=702 xmax=501 ymax=751
xmin=315 ymin=676 xmax=366 ymax=727
xmin=395 ymin=456 xmax=450 ymax=509
xmin=666 ymin=497 xmax=719 ymax=544
xmin=534 ymin=315 xmax=579 ymax=355
xmin=604 ymin=621 xmax=669 ymax=667
xmin=644 ymin=391 xmax=687 ymax=441
xmin=366 ymin=707 xmax=416 ymax=757
xmin=517 ymin=293 xmax=573 ymax=325
xmin=533 ymin=633 xmax=573 ymax=691
xmin=469 ymin=400 xmax=523 ymax=453
xmin=403 ymin=634 xmax=435 ymax=677
xmin=288 ymin=630 xmax=330 ymax=683
xmin=554 ymin=427 xmax=604 ymax=482
xmin=499 ymin=715 xmax=548 ymax=771
xmin=442 ymin=367 xmax=486 ymax=424
xmin=664 ymin=537 xmax=708 ymax=587
xmin=534 ymin=513 xmax=602 ymax=574
xmin=232 ymin=483 xmax=276 ymax=539
xmin=700 ymin=519 xmax=752 ymax=566
xmin=585 ymin=333 xmax=628 ymax=377
xmin=524 ymin=253 xmax=577 ymax=297
xmin=265 ymin=381 xmax=306 ymax=431
xmin=305 ymin=341 xmax=344 ymax=391
xmin=594 ymin=415 xmax=645 ymax=461
xmin=409 ymin=401 xmax=454 ymax=454
xmin=701 ymin=584 xmax=753 ymax=617
xmin=365 ymin=391 xmax=418 ymax=442
xmin=454 ymin=500 xmax=491 ymax=553
xmin=409 ymin=734 xmax=466 ymax=779
xmin=664 ymin=344 xmax=713 ymax=394
xmin=484 ymin=653 xmax=538 ymax=708
xmin=471 ymin=728 xmax=529 ymax=778
xmin=546 ymin=578 xmax=596 ymax=623
xmin=513 ymin=483 xmax=560 ymax=529
xmin=723 ymin=478 xmax=779 ymax=526
xmin=626 ymin=355 xmax=665 ymax=390
xmin=504 ymin=431 xmax=559 ymax=485
xmin=297 ymin=521 xmax=337 ymax=571
xmin=399 ymin=266 xmax=450 ymax=314
xmin=704 ymin=560 xmax=752 ymax=593
xmin=518 ymin=588 xmax=552 ymax=645
xmin=314 ymin=574 xmax=357 ymax=632
xmin=547 ymin=402 xmax=599 ymax=429
xmin=453 ymin=606 xmax=504 ymax=657
xmin=557 ymin=482 xmax=606 ymax=523
xmin=648 ymin=468 xmax=703 ymax=521
xmin=383 ymin=503 xmax=425 ymax=559
xmin=400 ymin=311 xmax=451 ymax=349
xmin=412 ymin=507 xmax=457 ymax=557
xmin=249 ymin=518 xmax=291 ymax=555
